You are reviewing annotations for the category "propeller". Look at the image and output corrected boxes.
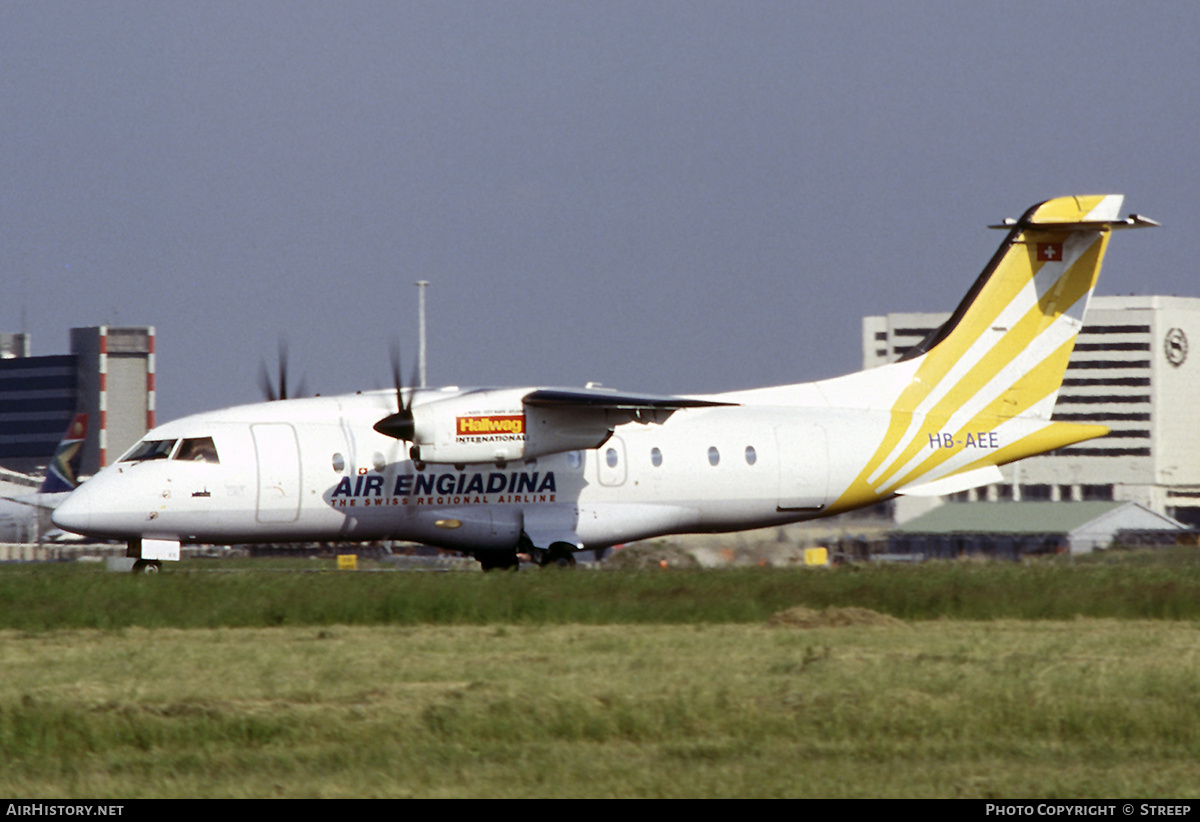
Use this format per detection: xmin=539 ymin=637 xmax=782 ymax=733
xmin=373 ymin=342 xmax=419 ymax=446
xmin=259 ymin=339 xmax=307 ymax=402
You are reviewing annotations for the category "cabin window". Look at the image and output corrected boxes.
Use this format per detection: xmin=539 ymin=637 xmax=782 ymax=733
xmin=120 ymin=439 xmax=177 ymax=462
xmin=567 ymin=451 xmax=583 ymax=469
xmin=651 ymin=447 xmax=662 ymax=467
xmin=708 ymin=446 xmax=720 ymax=466
xmin=174 ymin=437 xmax=220 ymax=464
xmin=745 ymin=445 xmax=757 ymax=465
xmin=332 ymin=453 xmax=346 ymax=472
xmin=372 ymin=452 xmax=386 ymax=472
xmin=606 ymin=447 xmax=619 ymax=468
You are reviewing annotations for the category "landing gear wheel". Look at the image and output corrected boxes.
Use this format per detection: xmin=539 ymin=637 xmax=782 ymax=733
xmin=539 ymin=544 xmax=577 ymax=569
xmin=478 ymin=550 xmax=520 ymax=572
xmin=132 ymin=559 xmax=162 ymax=574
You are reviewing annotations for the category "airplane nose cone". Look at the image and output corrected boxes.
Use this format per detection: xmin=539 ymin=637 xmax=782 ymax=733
xmin=51 ymin=491 xmax=91 ymax=535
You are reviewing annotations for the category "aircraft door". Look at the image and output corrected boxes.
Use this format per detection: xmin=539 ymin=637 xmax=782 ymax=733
xmin=597 ymin=436 xmax=627 ymax=486
xmin=252 ymin=423 xmax=302 ymax=523
xmin=774 ymin=424 xmax=829 ymax=511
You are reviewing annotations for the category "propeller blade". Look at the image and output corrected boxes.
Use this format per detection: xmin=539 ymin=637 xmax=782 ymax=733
xmin=258 ymin=339 xmax=306 ymax=402
xmin=390 ymin=340 xmax=405 ymax=415
xmin=258 ymin=362 xmax=278 ymax=402
xmin=375 ymin=340 xmax=418 ymax=441
xmin=277 ymin=340 xmax=289 ymax=401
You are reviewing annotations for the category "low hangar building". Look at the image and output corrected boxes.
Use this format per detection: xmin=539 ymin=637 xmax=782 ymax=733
xmin=889 ymin=501 xmax=1186 ymax=559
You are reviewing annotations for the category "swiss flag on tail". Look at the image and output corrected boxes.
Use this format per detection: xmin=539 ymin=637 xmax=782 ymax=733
xmin=1037 ymin=242 xmax=1063 ymax=262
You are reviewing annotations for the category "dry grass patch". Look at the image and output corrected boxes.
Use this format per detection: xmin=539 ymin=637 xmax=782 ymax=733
xmin=767 ymin=605 xmax=906 ymax=629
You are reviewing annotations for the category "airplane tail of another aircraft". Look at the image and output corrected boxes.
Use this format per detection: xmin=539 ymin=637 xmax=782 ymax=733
xmin=827 ymin=195 xmax=1157 ymax=504
xmin=38 ymin=413 xmax=88 ymax=494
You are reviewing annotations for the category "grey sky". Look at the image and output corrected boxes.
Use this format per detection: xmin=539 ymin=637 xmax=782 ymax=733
xmin=3 ymin=2 xmax=1197 ymax=423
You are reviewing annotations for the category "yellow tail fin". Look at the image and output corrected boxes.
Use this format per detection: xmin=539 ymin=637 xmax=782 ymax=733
xmin=898 ymin=195 xmax=1137 ymax=422
xmin=832 ymin=195 xmax=1157 ymax=508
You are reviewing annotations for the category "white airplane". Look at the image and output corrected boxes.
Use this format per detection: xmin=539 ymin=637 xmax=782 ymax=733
xmin=52 ymin=195 xmax=1157 ymax=572
xmin=1 ymin=413 xmax=89 ymax=543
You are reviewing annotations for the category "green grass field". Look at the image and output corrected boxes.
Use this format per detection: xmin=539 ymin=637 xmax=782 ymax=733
xmin=5 ymin=548 xmax=1200 ymax=629
xmin=1 ymin=550 xmax=1198 ymax=797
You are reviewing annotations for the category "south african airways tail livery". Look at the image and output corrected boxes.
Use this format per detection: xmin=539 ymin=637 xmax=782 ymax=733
xmin=52 ymin=196 xmax=1157 ymax=570
xmin=1 ymin=413 xmax=88 ymax=542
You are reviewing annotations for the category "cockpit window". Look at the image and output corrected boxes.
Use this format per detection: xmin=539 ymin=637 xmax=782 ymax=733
xmin=174 ymin=437 xmax=220 ymax=464
xmin=120 ymin=439 xmax=177 ymax=462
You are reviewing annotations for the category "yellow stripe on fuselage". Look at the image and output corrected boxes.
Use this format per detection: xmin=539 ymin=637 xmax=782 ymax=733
xmin=870 ymin=235 xmax=1106 ymax=491
xmin=878 ymin=336 xmax=1081 ymax=495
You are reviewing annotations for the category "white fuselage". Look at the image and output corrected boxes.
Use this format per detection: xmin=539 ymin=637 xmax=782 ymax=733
xmin=51 ymin=194 xmax=1148 ymax=561
xmin=51 ymin=383 xmax=894 ymax=552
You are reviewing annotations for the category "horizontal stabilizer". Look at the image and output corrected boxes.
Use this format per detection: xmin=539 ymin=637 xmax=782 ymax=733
xmin=989 ymin=195 xmax=1160 ymax=230
xmin=991 ymin=421 xmax=1110 ymax=465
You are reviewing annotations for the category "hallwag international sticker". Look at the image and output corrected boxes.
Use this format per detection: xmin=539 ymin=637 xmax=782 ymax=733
xmin=456 ymin=414 xmax=526 ymax=442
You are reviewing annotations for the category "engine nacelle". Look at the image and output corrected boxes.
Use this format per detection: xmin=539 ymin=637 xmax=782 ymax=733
xmin=409 ymin=389 xmax=615 ymax=464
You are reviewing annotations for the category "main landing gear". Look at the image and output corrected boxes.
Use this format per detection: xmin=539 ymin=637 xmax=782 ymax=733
xmin=537 ymin=543 xmax=577 ymax=568
xmin=132 ymin=559 xmax=162 ymax=574
xmin=477 ymin=549 xmax=520 ymax=572
xmin=475 ymin=539 xmax=579 ymax=571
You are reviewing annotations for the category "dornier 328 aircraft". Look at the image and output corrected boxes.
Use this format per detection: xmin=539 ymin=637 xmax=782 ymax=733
xmin=53 ymin=195 xmax=1157 ymax=571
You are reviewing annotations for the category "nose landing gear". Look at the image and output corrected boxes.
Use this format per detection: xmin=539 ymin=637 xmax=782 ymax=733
xmin=131 ymin=559 xmax=162 ymax=574
xmin=125 ymin=537 xmax=176 ymax=574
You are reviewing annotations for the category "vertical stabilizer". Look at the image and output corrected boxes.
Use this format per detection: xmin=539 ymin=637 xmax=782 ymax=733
xmin=39 ymin=413 xmax=88 ymax=494
xmin=831 ymin=195 xmax=1157 ymax=508
xmin=898 ymin=195 xmax=1131 ymax=421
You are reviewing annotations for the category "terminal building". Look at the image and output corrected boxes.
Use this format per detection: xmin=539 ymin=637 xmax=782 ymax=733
xmin=863 ymin=296 xmax=1200 ymax=525
xmin=0 ymin=327 xmax=155 ymax=478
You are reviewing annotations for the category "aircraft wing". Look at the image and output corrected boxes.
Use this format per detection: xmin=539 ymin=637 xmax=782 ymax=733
xmin=523 ymin=388 xmax=736 ymax=411
xmin=390 ymin=385 xmax=738 ymax=464
xmin=0 ymin=495 xmax=47 ymax=510
xmin=514 ymin=388 xmax=737 ymax=459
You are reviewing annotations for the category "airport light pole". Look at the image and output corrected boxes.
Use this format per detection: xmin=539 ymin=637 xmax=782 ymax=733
xmin=415 ymin=280 xmax=428 ymax=388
